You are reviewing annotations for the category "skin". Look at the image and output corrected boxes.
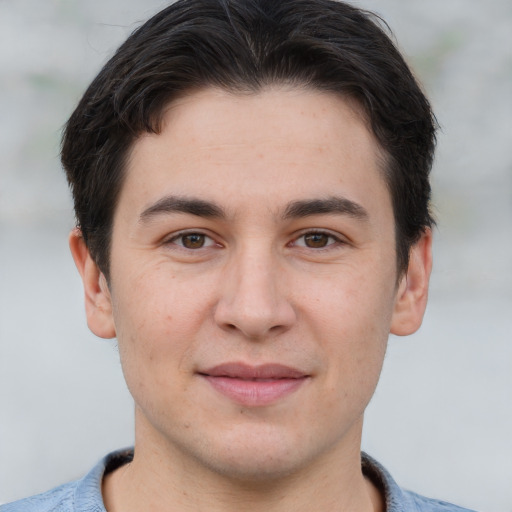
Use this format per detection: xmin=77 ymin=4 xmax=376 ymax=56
xmin=70 ymin=87 xmax=432 ymax=512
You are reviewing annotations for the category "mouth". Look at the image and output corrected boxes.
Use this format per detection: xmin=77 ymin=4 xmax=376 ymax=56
xmin=198 ymin=363 xmax=310 ymax=407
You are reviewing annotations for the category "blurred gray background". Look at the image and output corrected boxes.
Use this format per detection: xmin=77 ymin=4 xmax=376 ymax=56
xmin=0 ymin=0 xmax=511 ymax=510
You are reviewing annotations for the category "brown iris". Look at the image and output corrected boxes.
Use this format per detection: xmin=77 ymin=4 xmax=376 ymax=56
xmin=303 ymin=233 xmax=330 ymax=248
xmin=181 ymin=233 xmax=206 ymax=249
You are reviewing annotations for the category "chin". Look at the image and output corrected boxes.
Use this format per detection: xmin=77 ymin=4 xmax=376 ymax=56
xmin=182 ymin=423 xmax=333 ymax=484
xmin=202 ymin=449 xmax=307 ymax=484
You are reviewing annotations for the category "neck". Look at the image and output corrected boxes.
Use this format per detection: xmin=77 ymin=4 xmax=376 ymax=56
xmin=102 ymin=416 xmax=384 ymax=512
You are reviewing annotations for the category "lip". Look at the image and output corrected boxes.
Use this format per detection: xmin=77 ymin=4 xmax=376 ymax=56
xmin=198 ymin=363 xmax=309 ymax=407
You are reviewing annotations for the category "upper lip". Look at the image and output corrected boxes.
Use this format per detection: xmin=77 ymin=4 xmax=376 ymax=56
xmin=199 ymin=363 xmax=308 ymax=380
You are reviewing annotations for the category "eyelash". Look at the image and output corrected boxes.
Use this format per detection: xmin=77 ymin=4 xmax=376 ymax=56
xmin=290 ymin=230 xmax=346 ymax=251
xmin=164 ymin=231 xmax=218 ymax=250
xmin=164 ymin=229 xmax=345 ymax=252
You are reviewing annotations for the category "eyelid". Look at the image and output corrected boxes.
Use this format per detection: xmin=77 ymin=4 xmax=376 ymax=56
xmin=291 ymin=229 xmax=348 ymax=248
xmin=164 ymin=229 xmax=220 ymax=249
xmin=161 ymin=228 xmax=347 ymax=250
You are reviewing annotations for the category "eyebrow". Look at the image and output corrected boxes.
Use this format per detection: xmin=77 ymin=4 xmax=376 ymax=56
xmin=138 ymin=194 xmax=369 ymax=223
xmin=283 ymin=196 xmax=369 ymax=221
xmin=139 ymin=196 xmax=226 ymax=222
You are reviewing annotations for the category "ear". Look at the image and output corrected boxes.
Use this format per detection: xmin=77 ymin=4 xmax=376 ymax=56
xmin=390 ymin=229 xmax=433 ymax=336
xmin=69 ymin=228 xmax=116 ymax=339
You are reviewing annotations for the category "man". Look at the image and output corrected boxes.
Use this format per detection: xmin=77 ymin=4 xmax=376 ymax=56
xmin=2 ymin=0 xmax=477 ymax=511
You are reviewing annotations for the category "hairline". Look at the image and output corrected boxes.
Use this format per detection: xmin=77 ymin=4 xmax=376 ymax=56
xmin=95 ymin=83 xmax=406 ymax=283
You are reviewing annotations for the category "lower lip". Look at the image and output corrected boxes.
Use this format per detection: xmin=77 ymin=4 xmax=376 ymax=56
xmin=203 ymin=376 xmax=307 ymax=407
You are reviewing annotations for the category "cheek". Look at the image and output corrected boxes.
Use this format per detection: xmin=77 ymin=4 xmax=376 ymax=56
xmin=113 ymin=261 xmax=210 ymax=336
xmin=301 ymin=265 xmax=394 ymax=397
xmin=110 ymin=269 xmax=210 ymax=395
xmin=304 ymin=263 xmax=396 ymax=340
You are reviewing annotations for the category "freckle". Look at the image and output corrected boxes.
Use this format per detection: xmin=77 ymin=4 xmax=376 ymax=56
xmin=258 ymin=153 xmax=263 ymax=159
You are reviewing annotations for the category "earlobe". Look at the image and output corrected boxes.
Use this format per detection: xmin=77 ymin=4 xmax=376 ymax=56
xmin=69 ymin=228 xmax=116 ymax=339
xmin=390 ymin=229 xmax=433 ymax=336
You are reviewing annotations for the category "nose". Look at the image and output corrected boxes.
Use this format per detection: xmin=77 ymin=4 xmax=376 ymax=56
xmin=214 ymin=246 xmax=297 ymax=340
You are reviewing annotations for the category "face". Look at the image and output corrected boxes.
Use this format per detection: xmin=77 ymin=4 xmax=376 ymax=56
xmin=72 ymin=87 xmax=431 ymax=482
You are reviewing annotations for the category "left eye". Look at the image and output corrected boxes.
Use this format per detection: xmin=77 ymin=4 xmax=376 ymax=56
xmin=294 ymin=232 xmax=339 ymax=249
xmin=169 ymin=233 xmax=216 ymax=249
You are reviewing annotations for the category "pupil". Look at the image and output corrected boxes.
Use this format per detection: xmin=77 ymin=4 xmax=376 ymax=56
xmin=305 ymin=233 xmax=328 ymax=248
xmin=183 ymin=234 xmax=204 ymax=248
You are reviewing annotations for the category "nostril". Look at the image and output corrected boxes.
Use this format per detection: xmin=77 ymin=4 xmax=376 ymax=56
xmin=213 ymin=286 xmax=297 ymax=338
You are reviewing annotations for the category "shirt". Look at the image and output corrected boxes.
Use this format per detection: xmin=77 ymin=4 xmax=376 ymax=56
xmin=1 ymin=449 xmax=478 ymax=511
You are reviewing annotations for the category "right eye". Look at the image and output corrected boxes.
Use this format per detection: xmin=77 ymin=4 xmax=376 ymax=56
xmin=166 ymin=232 xmax=217 ymax=250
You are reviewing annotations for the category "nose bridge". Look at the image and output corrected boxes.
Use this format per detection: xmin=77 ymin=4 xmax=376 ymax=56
xmin=214 ymin=238 xmax=295 ymax=338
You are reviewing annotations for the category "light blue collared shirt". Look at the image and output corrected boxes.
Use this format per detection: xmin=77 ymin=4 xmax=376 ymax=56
xmin=1 ymin=449 xmax=478 ymax=512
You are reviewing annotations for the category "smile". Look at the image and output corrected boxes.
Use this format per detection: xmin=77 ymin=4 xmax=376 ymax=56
xmin=199 ymin=363 xmax=310 ymax=407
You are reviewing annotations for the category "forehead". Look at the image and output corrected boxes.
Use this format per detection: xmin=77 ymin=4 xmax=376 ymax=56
xmin=120 ymin=86 xmax=391 ymax=222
